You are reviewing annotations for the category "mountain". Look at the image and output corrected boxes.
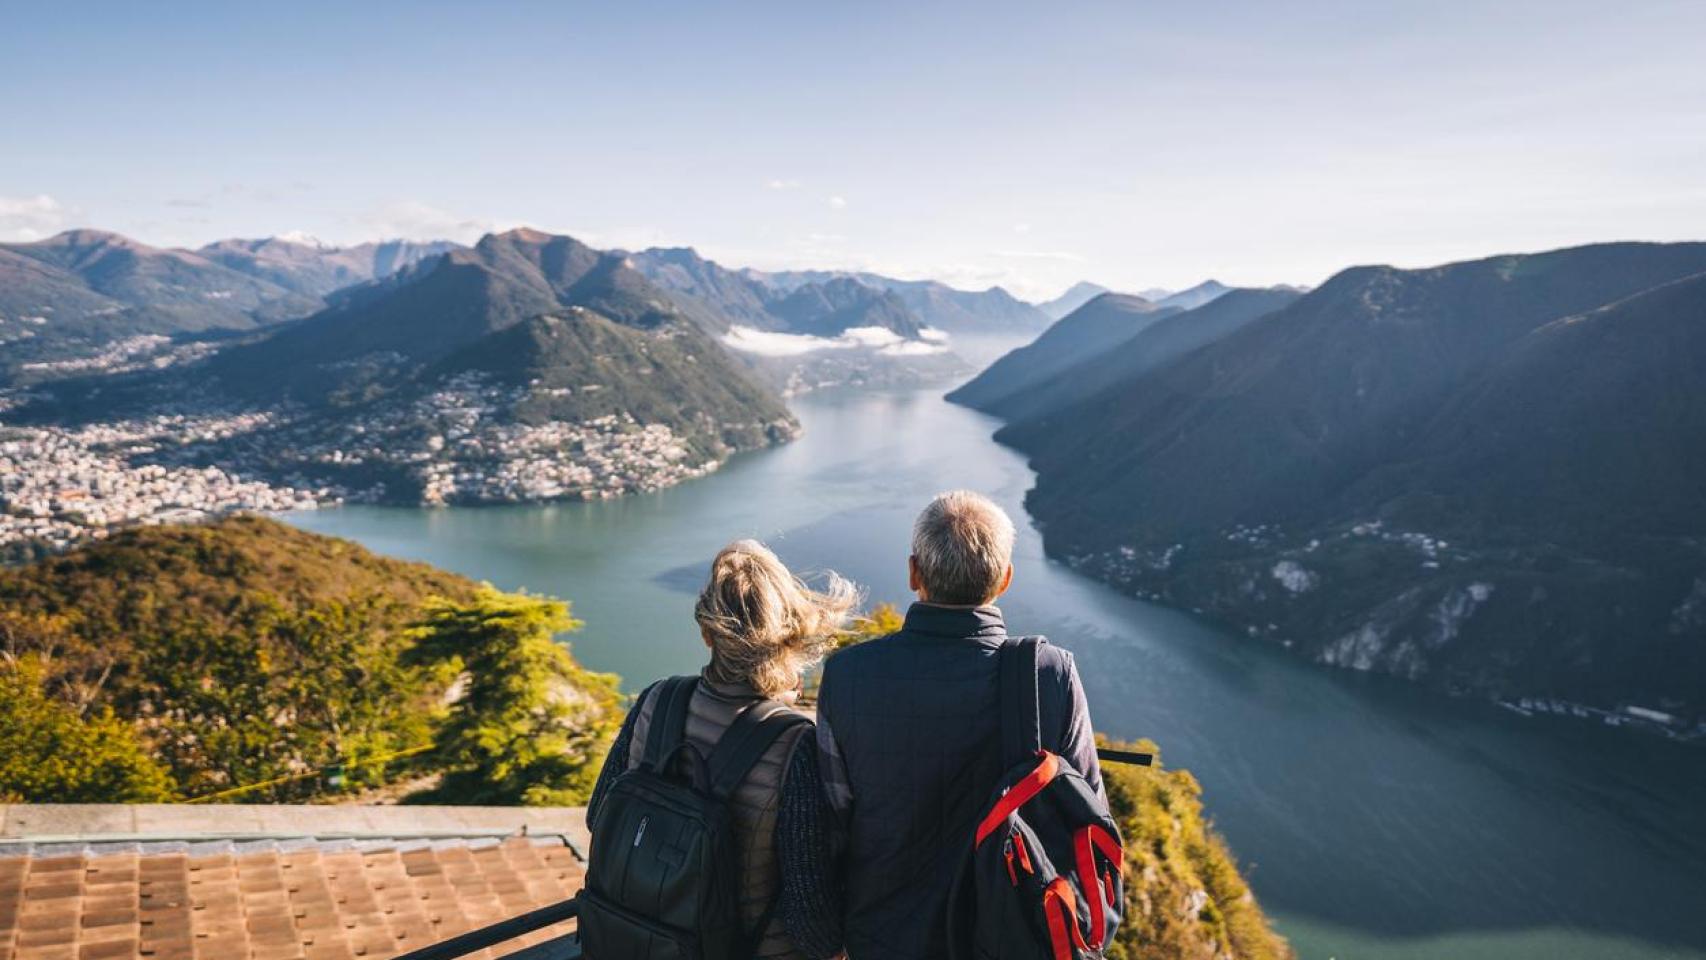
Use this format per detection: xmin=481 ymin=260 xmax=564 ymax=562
xmin=1366 ymin=271 xmax=1706 ymax=536
xmin=994 ymin=241 xmax=1706 ymax=713
xmin=973 ymin=287 xmax=1302 ymax=423
xmin=627 ymin=246 xmax=946 ymax=340
xmin=428 ymin=308 xmax=793 ymax=454
xmin=626 ymin=246 xmax=778 ymax=331
xmin=769 ymin=276 xmax=926 ymax=339
xmin=209 ymin=228 xmax=692 ymax=405
xmin=1152 ymin=279 xmax=1232 ymax=311
xmin=0 ymin=230 xmax=320 ymax=380
xmin=945 ymin=293 xmax=1180 ymax=411
xmin=9 ymin=229 xmax=798 ymax=507
xmin=628 ymin=249 xmax=1050 ymax=337
xmin=624 ymin=246 xmax=966 ymax=393
xmin=846 ymin=275 xmax=1048 ymax=334
xmin=750 ymin=268 xmax=1050 ymax=334
xmin=1036 ymin=281 xmax=1111 ymax=320
xmin=195 ymin=236 xmax=460 ymax=298
xmin=5 ymin=230 xmax=317 ymax=326
xmin=76 ymin=228 xmax=799 ymax=505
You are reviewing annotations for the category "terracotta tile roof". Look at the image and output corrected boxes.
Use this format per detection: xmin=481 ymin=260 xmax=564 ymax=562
xmin=0 ymin=836 xmax=584 ymax=960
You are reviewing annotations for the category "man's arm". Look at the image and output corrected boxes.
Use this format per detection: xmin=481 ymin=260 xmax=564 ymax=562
xmin=815 ymin=685 xmax=855 ymax=830
xmin=1054 ymin=650 xmax=1104 ymax=799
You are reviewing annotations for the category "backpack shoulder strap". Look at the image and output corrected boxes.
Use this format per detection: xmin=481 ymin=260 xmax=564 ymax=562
xmin=998 ymin=636 xmax=1043 ymax=768
xmin=642 ymin=675 xmax=700 ymax=774
xmin=705 ymin=703 xmax=812 ymax=800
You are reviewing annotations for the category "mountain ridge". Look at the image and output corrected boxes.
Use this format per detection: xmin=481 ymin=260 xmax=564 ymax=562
xmin=985 ymin=240 xmax=1706 ymax=712
xmin=946 ymin=292 xmax=1180 ymax=411
xmin=1035 ymin=281 xmax=1110 ymax=320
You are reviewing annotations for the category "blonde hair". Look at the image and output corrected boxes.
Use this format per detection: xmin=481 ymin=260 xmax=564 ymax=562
xmin=695 ymin=539 xmax=858 ymax=697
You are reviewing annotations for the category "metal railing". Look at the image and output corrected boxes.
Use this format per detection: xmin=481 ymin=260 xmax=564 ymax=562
xmin=394 ymin=897 xmax=581 ymax=960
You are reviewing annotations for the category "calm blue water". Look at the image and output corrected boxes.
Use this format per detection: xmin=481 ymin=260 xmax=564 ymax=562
xmin=289 ymin=385 xmax=1706 ymax=960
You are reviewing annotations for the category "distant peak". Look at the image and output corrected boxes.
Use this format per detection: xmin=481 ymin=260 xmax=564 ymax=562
xmin=274 ymin=230 xmax=331 ymax=249
xmin=38 ymin=228 xmax=135 ymax=248
xmin=645 ymin=245 xmax=702 ymax=261
xmin=493 ymin=226 xmax=556 ymax=243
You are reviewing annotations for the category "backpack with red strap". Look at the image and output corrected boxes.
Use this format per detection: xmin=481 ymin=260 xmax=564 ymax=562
xmin=947 ymin=637 xmax=1126 ymax=960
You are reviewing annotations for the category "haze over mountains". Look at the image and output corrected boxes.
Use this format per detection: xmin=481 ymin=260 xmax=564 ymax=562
xmin=749 ymin=267 xmax=1050 ymax=334
xmin=196 ymin=236 xmax=459 ymax=299
xmin=1030 ymin=278 xmax=1242 ymax=322
xmin=621 ymin=246 xmax=976 ymax=393
xmin=1036 ymin=281 xmax=1110 ymax=320
xmin=955 ymin=241 xmax=1706 ymax=714
xmin=626 ymin=247 xmax=934 ymax=340
xmin=947 ymin=293 xmax=1186 ymax=411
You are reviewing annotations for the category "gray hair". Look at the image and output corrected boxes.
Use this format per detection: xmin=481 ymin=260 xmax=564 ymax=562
xmin=911 ymin=491 xmax=1016 ymax=605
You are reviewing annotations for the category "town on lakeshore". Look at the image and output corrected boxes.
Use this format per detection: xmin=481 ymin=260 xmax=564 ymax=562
xmin=0 ymin=372 xmax=726 ymax=556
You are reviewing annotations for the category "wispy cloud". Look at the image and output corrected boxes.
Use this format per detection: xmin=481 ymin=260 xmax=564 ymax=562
xmin=827 ymin=195 xmax=847 ymax=210
xmin=993 ymin=248 xmax=1085 ymax=262
xmin=766 ymin=178 xmax=800 ymax=190
xmin=721 ymin=324 xmax=947 ymax=358
xmin=358 ymin=200 xmax=501 ymax=243
xmin=0 ymin=194 xmax=68 ymax=241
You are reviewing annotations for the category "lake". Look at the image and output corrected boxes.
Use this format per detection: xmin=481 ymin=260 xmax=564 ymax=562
xmin=288 ymin=382 xmax=1706 ymax=960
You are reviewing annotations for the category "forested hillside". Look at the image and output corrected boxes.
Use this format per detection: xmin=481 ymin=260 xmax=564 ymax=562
xmin=986 ymin=242 xmax=1706 ymax=716
xmin=0 ymin=516 xmax=620 ymax=803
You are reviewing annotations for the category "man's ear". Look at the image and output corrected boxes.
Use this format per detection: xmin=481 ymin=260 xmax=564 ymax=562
xmin=908 ymin=555 xmax=924 ymax=597
xmin=993 ymin=563 xmax=1014 ymax=599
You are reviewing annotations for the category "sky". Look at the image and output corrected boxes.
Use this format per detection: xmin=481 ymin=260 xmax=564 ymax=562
xmin=3 ymin=0 xmax=1704 ymax=300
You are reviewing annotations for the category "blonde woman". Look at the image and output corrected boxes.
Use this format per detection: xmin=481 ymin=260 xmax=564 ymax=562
xmin=586 ymin=539 xmax=854 ymax=960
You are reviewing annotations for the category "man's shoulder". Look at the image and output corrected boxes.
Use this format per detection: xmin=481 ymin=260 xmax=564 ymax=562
xmin=1028 ymin=638 xmax=1081 ymax=695
xmin=1011 ymin=635 xmax=1074 ymax=672
xmin=822 ymin=630 xmax=906 ymax=675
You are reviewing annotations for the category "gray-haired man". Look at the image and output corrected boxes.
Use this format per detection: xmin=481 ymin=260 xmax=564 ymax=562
xmin=816 ymin=491 xmax=1102 ymax=960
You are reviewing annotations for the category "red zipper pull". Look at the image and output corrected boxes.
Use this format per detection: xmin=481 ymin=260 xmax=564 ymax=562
xmin=1004 ymin=841 xmax=1018 ymax=885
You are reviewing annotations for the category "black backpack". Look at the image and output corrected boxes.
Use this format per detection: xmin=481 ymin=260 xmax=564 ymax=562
xmin=580 ymin=676 xmax=811 ymax=960
xmin=947 ymin=638 xmax=1127 ymax=960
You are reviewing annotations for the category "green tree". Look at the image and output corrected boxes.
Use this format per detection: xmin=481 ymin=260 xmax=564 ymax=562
xmin=0 ymin=608 xmax=114 ymax=712
xmin=1099 ymin=737 xmax=1293 ymax=960
xmin=0 ymin=660 xmax=173 ymax=802
xmin=410 ymin=586 xmax=621 ymax=805
xmin=138 ymin=595 xmax=440 ymax=800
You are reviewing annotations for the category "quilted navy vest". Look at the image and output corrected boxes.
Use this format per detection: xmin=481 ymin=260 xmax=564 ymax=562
xmin=817 ymin=603 xmax=1087 ymax=960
